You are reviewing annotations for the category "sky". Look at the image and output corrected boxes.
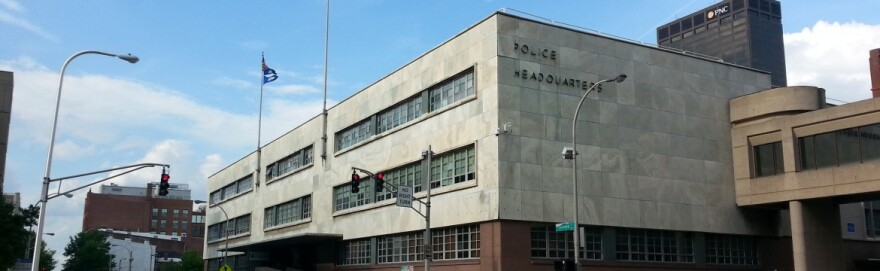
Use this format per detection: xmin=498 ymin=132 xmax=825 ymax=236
xmin=1 ymin=0 xmax=879 ymax=267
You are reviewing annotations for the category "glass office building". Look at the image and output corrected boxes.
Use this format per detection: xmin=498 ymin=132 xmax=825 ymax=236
xmin=657 ymin=0 xmax=787 ymax=87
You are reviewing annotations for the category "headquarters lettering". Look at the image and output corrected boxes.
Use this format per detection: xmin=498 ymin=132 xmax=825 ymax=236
xmin=514 ymin=69 xmax=602 ymax=91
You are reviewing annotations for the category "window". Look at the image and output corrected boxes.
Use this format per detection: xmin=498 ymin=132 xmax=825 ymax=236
xmin=182 ymin=210 xmax=189 ymax=217
xmin=335 ymin=69 xmax=475 ymax=152
xmin=334 ymin=145 xmax=476 ymax=212
xmin=265 ymin=145 xmax=314 ymax=181
xmin=430 ymin=146 xmax=476 ymax=188
xmin=173 ymin=209 xmax=180 ymax=218
xmin=160 ymin=220 xmax=167 ymax=228
xmin=192 ymin=215 xmax=205 ymax=224
xmin=616 ymin=228 xmax=693 ymax=263
xmin=209 ymin=175 xmax=254 ymax=204
xmin=161 ymin=209 xmax=168 ymax=217
xmin=340 ymin=239 xmax=371 ymax=265
xmin=376 ymin=162 xmax=423 ymax=201
xmin=264 ymin=195 xmax=311 ymax=229
xmin=753 ymin=141 xmax=783 ymax=177
xmin=151 ymin=219 xmax=158 ymax=228
xmin=531 ymin=224 xmax=602 ymax=260
xmin=429 ymin=71 xmax=474 ymax=111
xmin=173 ymin=221 xmax=179 ymax=229
xmin=207 ymin=214 xmax=251 ymax=241
xmin=336 ymin=120 xmax=373 ymax=151
xmin=377 ymin=232 xmax=423 ymax=263
xmin=377 ymin=96 xmax=423 ymax=134
xmin=799 ymin=123 xmax=880 ymax=170
xmin=432 ymin=224 xmax=480 ymax=260
xmin=334 ymin=180 xmax=373 ymax=211
xmin=705 ymin=234 xmax=758 ymax=265
xmin=182 ymin=221 xmax=188 ymax=230
xmin=151 ymin=208 xmax=158 ymax=217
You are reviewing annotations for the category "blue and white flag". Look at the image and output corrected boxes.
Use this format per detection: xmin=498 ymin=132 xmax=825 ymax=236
xmin=262 ymin=55 xmax=278 ymax=84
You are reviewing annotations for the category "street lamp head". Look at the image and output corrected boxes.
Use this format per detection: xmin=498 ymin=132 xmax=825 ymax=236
xmin=63 ymin=193 xmax=73 ymax=198
xmin=613 ymin=74 xmax=627 ymax=83
xmin=117 ymin=54 xmax=139 ymax=64
xmin=44 ymin=233 xmax=54 ymax=236
xmin=193 ymin=200 xmax=206 ymax=204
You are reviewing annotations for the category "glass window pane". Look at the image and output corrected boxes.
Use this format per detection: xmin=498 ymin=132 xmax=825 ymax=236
xmin=814 ymin=132 xmax=838 ymax=168
xmin=837 ymin=128 xmax=861 ymax=165
xmin=799 ymin=136 xmax=816 ymax=170
xmin=861 ymin=124 xmax=880 ymax=162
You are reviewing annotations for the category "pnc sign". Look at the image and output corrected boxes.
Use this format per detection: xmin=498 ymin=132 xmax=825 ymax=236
xmin=706 ymin=4 xmax=730 ymax=20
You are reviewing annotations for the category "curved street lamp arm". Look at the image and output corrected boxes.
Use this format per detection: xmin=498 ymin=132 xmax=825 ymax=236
xmin=46 ymin=163 xmax=169 ymax=200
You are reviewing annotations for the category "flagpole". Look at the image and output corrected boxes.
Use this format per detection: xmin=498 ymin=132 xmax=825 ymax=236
xmin=320 ymin=0 xmax=330 ymax=164
xmin=256 ymin=65 xmax=265 ymax=188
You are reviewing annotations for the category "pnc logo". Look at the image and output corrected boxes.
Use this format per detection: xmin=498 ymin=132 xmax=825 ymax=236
xmin=707 ymin=5 xmax=729 ymax=19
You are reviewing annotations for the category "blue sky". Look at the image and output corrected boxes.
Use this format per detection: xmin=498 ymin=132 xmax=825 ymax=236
xmin=2 ymin=0 xmax=879 ymax=266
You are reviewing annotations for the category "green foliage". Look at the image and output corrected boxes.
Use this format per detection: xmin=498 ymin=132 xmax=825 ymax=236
xmin=165 ymin=251 xmax=204 ymax=271
xmin=62 ymin=230 xmax=115 ymax=271
xmin=0 ymin=200 xmax=29 ymax=270
xmin=37 ymin=240 xmax=57 ymax=271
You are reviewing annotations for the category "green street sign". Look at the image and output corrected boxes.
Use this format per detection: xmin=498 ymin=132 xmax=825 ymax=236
xmin=556 ymin=222 xmax=575 ymax=232
xmin=219 ymin=264 xmax=232 ymax=271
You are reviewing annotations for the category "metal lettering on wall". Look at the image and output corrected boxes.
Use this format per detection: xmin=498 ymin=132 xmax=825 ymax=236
xmin=706 ymin=4 xmax=730 ymax=20
xmin=512 ymin=42 xmax=600 ymax=90
xmin=513 ymin=42 xmax=557 ymax=60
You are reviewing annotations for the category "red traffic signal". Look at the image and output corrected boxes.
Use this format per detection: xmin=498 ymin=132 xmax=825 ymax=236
xmin=375 ymin=173 xmax=384 ymax=193
xmin=159 ymin=168 xmax=170 ymax=196
xmin=351 ymin=173 xmax=361 ymax=193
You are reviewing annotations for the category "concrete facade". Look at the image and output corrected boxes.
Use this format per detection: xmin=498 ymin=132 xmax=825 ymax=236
xmin=204 ymin=12 xmax=878 ymax=271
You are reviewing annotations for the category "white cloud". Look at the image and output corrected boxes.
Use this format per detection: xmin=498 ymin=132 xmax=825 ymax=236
xmin=0 ymin=10 xmax=59 ymax=42
xmin=213 ymin=76 xmax=254 ymax=90
xmin=266 ymin=84 xmax=320 ymax=95
xmin=784 ymin=20 xmax=880 ymax=103
xmin=200 ymin=154 xmax=225 ymax=179
xmin=0 ymin=0 xmax=24 ymax=13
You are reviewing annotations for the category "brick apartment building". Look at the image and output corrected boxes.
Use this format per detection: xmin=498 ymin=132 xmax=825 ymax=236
xmin=83 ymin=183 xmax=205 ymax=261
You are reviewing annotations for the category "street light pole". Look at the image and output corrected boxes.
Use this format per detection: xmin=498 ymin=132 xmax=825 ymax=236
xmin=194 ymin=200 xmax=229 ymax=267
xmin=566 ymin=74 xmax=626 ymax=271
xmin=32 ymin=50 xmax=139 ymax=271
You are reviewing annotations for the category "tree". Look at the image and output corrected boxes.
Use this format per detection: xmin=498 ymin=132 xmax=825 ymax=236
xmin=36 ymin=240 xmax=57 ymax=271
xmin=62 ymin=230 xmax=115 ymax=271
xmin=165 ymin=251 xmax=204 ymax=271
xmin=0 ymin=200 xmax=28 ymax=270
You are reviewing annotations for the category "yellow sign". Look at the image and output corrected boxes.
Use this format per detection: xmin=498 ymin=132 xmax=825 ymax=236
xmin=219 ymin=264 xmax=232 ymax=271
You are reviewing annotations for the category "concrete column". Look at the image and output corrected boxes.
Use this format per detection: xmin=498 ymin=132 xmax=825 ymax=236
xmin=789 ymin=201 xmax=807 ymax=270
xmin=789 ymin=199 xmax=845 ymax=271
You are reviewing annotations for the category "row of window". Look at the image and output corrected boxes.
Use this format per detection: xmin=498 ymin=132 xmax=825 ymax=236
xmin=264 ymin=195 xmax=312 ymax=229
xmin=753 ymin=122 xmax=880 ymax=177
xmin=333 ymin=145 xmax=476 ymax=212
xmin=340 ymin=224 xmax=480 ymax=265
xmin=207 ymin=214 xmax=252 ymax=241
xmin=265 ymin=145 xmax=314 ymax=182
xmin=210 ymin=175 xmax=254 ymax=204
xmin=335 ymin=69 xmax=475 ymax=152
xmin=530 ymin=225 xmax=758 ymax=265
xmin=151 ymin=219 xmax=189 ymax=230
xmin=151 ymin=208 xmax=189 ymax=218
xmin=658 ymin=0 xmax=780 ymax=41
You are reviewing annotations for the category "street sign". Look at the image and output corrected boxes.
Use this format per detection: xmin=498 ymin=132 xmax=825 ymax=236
xmin=400 ymin=265 xmax=414 ymax=271
xmin=396 ymin=186 xmax=413 ymax=207
xmin=219 ymin=264 xmax=232 ymax=271
xmin=556 ymin=222 xmax=575 ymax=232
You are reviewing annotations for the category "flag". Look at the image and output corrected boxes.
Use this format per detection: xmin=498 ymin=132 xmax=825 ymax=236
xmin=262 ymin=54 xmax=278 ymax=84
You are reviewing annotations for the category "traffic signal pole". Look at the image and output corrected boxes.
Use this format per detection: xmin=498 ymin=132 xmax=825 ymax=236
xmin=351 ymin=145 xmax=433 ymax=270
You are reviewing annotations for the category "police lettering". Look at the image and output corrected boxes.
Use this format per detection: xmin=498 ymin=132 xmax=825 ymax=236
xmin=513 ymin=42 xmax=557 ymax=60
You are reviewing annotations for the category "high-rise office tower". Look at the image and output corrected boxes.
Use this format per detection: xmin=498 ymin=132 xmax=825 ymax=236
xmin=657 ymin=0 xmax=787 ymax=87
xmin=870 ymin=48 xmax=880 ymax=98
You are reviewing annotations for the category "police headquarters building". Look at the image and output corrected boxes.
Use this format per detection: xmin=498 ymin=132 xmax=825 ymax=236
xmin=203 ymin=12 xmax=880 ymax=271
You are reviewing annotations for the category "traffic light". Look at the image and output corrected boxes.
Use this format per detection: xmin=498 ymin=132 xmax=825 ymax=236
xmin=351 ymin=172 xmax=360 ymax=193
xmin=374 ymin=173 xmax=384 ymax=193
xmin=159 ymin=168 xmax=170 ymax=196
